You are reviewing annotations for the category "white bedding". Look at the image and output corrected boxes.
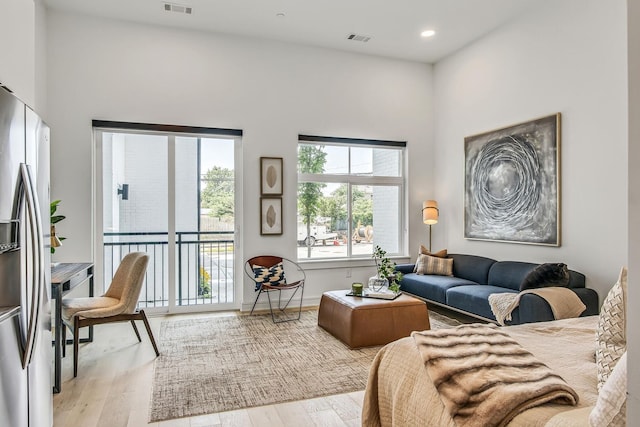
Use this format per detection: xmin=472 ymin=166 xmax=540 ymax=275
xmin=362 ymin=316 xmax=598 ymax=427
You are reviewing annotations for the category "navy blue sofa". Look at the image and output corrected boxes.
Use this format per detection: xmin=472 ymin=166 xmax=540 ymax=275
xmin=396 ymin=254 xmax=599 ymax=325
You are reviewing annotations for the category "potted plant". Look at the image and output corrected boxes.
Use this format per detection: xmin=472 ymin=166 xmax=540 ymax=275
xmin=50 ymin=199 xmax=65 ymax=254
xmin=370 ymin=245 xmax=404 ymax=293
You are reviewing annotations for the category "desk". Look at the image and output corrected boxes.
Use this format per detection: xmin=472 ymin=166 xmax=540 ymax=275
xmin=51 ymin=262 xmax=94 ymax=394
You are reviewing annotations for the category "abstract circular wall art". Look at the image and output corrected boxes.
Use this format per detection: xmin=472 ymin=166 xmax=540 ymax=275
xmin=464 ymin=114 xmax=560 ymax=246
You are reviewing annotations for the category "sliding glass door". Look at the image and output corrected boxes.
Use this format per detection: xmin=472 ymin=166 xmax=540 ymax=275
xmin=95 ymin=125 xmax=241 ymax=313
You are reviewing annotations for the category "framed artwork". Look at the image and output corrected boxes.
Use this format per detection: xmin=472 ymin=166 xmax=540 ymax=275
xmin=464 ymin=113 xmax=561 ymax=246
xmin=260 ymin=197 xmax=283 ymax=235
xmin=260 ymin=157 xmax=283 ymax=195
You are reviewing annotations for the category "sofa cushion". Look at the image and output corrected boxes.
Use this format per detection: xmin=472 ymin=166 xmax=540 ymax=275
xmin=400 ymin=273 xmax=477 ymax=304
xmin=415 ymin=254 xmax=453 ymax=276
xmin=520 ymin=263 xmax=570 ymax=291
xmin=449 ymin=254 xmax=496 ymax=284
xmin=446 ymin=285 xmax=517 ymax=320
xmin=487 ymin=261 xmax=538 ymax=291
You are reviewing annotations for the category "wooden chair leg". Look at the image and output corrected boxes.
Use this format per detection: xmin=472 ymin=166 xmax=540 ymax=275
xmin=73 ymin=316 xmax=80 ymax=378
xmin=130 ymin=320 xmax=142 ymax=342
xmin=139 ymin=310 xmax=160 ymax=357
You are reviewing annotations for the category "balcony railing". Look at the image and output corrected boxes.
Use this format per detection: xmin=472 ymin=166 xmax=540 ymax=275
xmin=103 ymin=231 xmax=234 ymax=308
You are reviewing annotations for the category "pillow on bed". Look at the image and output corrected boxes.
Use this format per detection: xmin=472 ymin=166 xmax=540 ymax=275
xmin=590 ymin=351 xmax=627 ymax=427
xmin=415 ymin=254 xmax=453 ymax=276
xmin=413 ymin=246 xmax=447 ymax=272
xmin=520 ymin=263 xmax=570 ymax=291
xmin=595 ymin=267 xmax=627 ymax=391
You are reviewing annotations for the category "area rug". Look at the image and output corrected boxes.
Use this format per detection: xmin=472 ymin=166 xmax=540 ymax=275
xmin=149 ymin=308 xmax=459 ymax=422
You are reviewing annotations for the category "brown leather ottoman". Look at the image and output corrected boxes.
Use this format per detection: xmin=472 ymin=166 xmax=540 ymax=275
xmin=317 ymin=290 xmax=430 ymax=348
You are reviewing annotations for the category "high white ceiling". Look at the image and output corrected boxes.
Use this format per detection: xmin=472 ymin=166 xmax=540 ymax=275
xmin=44 ymin=0 xmax=541 ymax=63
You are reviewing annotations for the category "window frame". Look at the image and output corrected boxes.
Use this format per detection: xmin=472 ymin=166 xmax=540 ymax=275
xmin=93 ymin=120 xmax=243 ymax=314
xmin=297 ymin=135 xmax=407 ymax=262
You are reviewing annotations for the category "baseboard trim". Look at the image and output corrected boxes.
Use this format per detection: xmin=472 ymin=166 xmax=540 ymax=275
xmin=241 ymin=295 xmax=321 ymax=313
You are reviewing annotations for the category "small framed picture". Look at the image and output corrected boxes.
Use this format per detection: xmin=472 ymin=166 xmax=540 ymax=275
xmin=260 ymin=157 xmax=283 ymax=195
xmin=260 ymin=197 xmax=283 ymax=235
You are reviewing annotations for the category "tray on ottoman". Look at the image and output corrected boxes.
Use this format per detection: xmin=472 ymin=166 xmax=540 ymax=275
xmin=345 ymin=290 xmax=401 ymax=300
xmin=317 ymin=290 xmax=430 ymax=349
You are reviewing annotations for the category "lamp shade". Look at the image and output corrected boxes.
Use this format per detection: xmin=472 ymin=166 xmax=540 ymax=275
xmin=422 ymin=200 xmax=439 ymax=225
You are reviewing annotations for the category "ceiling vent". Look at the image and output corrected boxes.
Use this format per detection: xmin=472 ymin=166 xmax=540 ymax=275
xmin=164 ymin=3 xmax=192 ymax=15
xmin=346 ymin=33 xmax=371 ymax=43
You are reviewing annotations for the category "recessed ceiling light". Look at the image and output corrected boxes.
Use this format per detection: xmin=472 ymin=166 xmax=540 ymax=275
xmin=421 ymin=30 xmax=436 ymax=38
xmin=276 ymin=12 xmax=285 ymax=18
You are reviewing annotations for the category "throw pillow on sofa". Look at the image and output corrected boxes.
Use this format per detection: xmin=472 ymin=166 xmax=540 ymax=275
xmin=520 ymin=263 xmax=570 ymax=291
xmin=419 ymin=245 xmax=447 ymax=257
xmin=415 ymin=254 xmax=453 ymax=276
xmin=595 ymin=267 xmax=627 ymax=391
xmin=413 ymin=246 xmax=448 ymax=272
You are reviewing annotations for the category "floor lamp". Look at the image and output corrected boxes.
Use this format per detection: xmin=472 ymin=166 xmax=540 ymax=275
xmin=422 ymin=200 xmax=439 ymax=252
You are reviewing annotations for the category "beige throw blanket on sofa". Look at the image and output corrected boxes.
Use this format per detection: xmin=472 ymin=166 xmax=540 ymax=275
xmin=489 ymin=287 xmax=586 ymax=326
xmin=411 ymin=324 xmax=579 ymax=427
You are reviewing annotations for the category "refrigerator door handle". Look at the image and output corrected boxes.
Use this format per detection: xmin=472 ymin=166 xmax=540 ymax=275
xmin=18 ymin=164 xmax=43 ymax=369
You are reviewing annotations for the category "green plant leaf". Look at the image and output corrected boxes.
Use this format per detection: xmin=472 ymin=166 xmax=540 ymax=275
xmin=50 ymin=200 xmax=61 ymax=215
xmin=50 ymin=200 xmax=66 ymax=252
xmin=51 ymin=215 xmax=66 ymax=224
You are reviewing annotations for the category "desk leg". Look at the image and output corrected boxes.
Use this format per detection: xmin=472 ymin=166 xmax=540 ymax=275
xmin=53 ymin=285 xmax=62 ymax=394
xmin=88 ymin=275 xmax=94 ymax=342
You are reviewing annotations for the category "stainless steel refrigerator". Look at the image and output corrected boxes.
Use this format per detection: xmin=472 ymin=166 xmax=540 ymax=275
xmin=0 ymin=87 xmax=52 ymax=427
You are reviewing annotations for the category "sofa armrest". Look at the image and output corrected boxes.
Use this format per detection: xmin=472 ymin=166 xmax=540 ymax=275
xmin=395 ymin=264 xmax=415 ymax=275
xmin=572 ymin=288 xmax=599 ymax=316
xmin=514 ymin=288 xmax=600 ymax=324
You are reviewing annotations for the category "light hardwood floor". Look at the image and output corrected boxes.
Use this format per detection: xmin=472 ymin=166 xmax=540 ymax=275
xmin=53 ymin=311 xmax=366 ymax=427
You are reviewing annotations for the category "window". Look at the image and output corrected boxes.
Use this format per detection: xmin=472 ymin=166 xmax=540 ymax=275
xmin=297 ymin=135 xmax=406 ymax=260
xmin=94 ymin=121 xmax=241 ymax=313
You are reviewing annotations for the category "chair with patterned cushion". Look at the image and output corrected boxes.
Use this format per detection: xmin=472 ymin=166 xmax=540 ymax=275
xmin=244 ymin=255 xmax=306 ymax=323
xmin=61 ymin=252 xmax=160 ymax=377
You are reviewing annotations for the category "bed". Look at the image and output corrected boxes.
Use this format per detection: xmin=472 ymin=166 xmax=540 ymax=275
xmin=362 ymin=316 xmax=599 ymax=427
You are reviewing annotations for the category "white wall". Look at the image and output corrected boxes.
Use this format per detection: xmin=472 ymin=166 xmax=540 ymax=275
xmin=433 ymin=0 xmax=628 ymax=300
xmin=34 ymin=0 xmax=47 ymax=117
xmin=627 ymin=0 xmax=639 ymax=419
xmin=0 ymin=0 xmax=35 ymax=106
xmin=45 ymin=10 xmax=433 ymax=309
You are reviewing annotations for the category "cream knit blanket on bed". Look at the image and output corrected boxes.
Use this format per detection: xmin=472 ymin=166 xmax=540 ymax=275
xmin=488 ymin=287 xmax=586 ymax=326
